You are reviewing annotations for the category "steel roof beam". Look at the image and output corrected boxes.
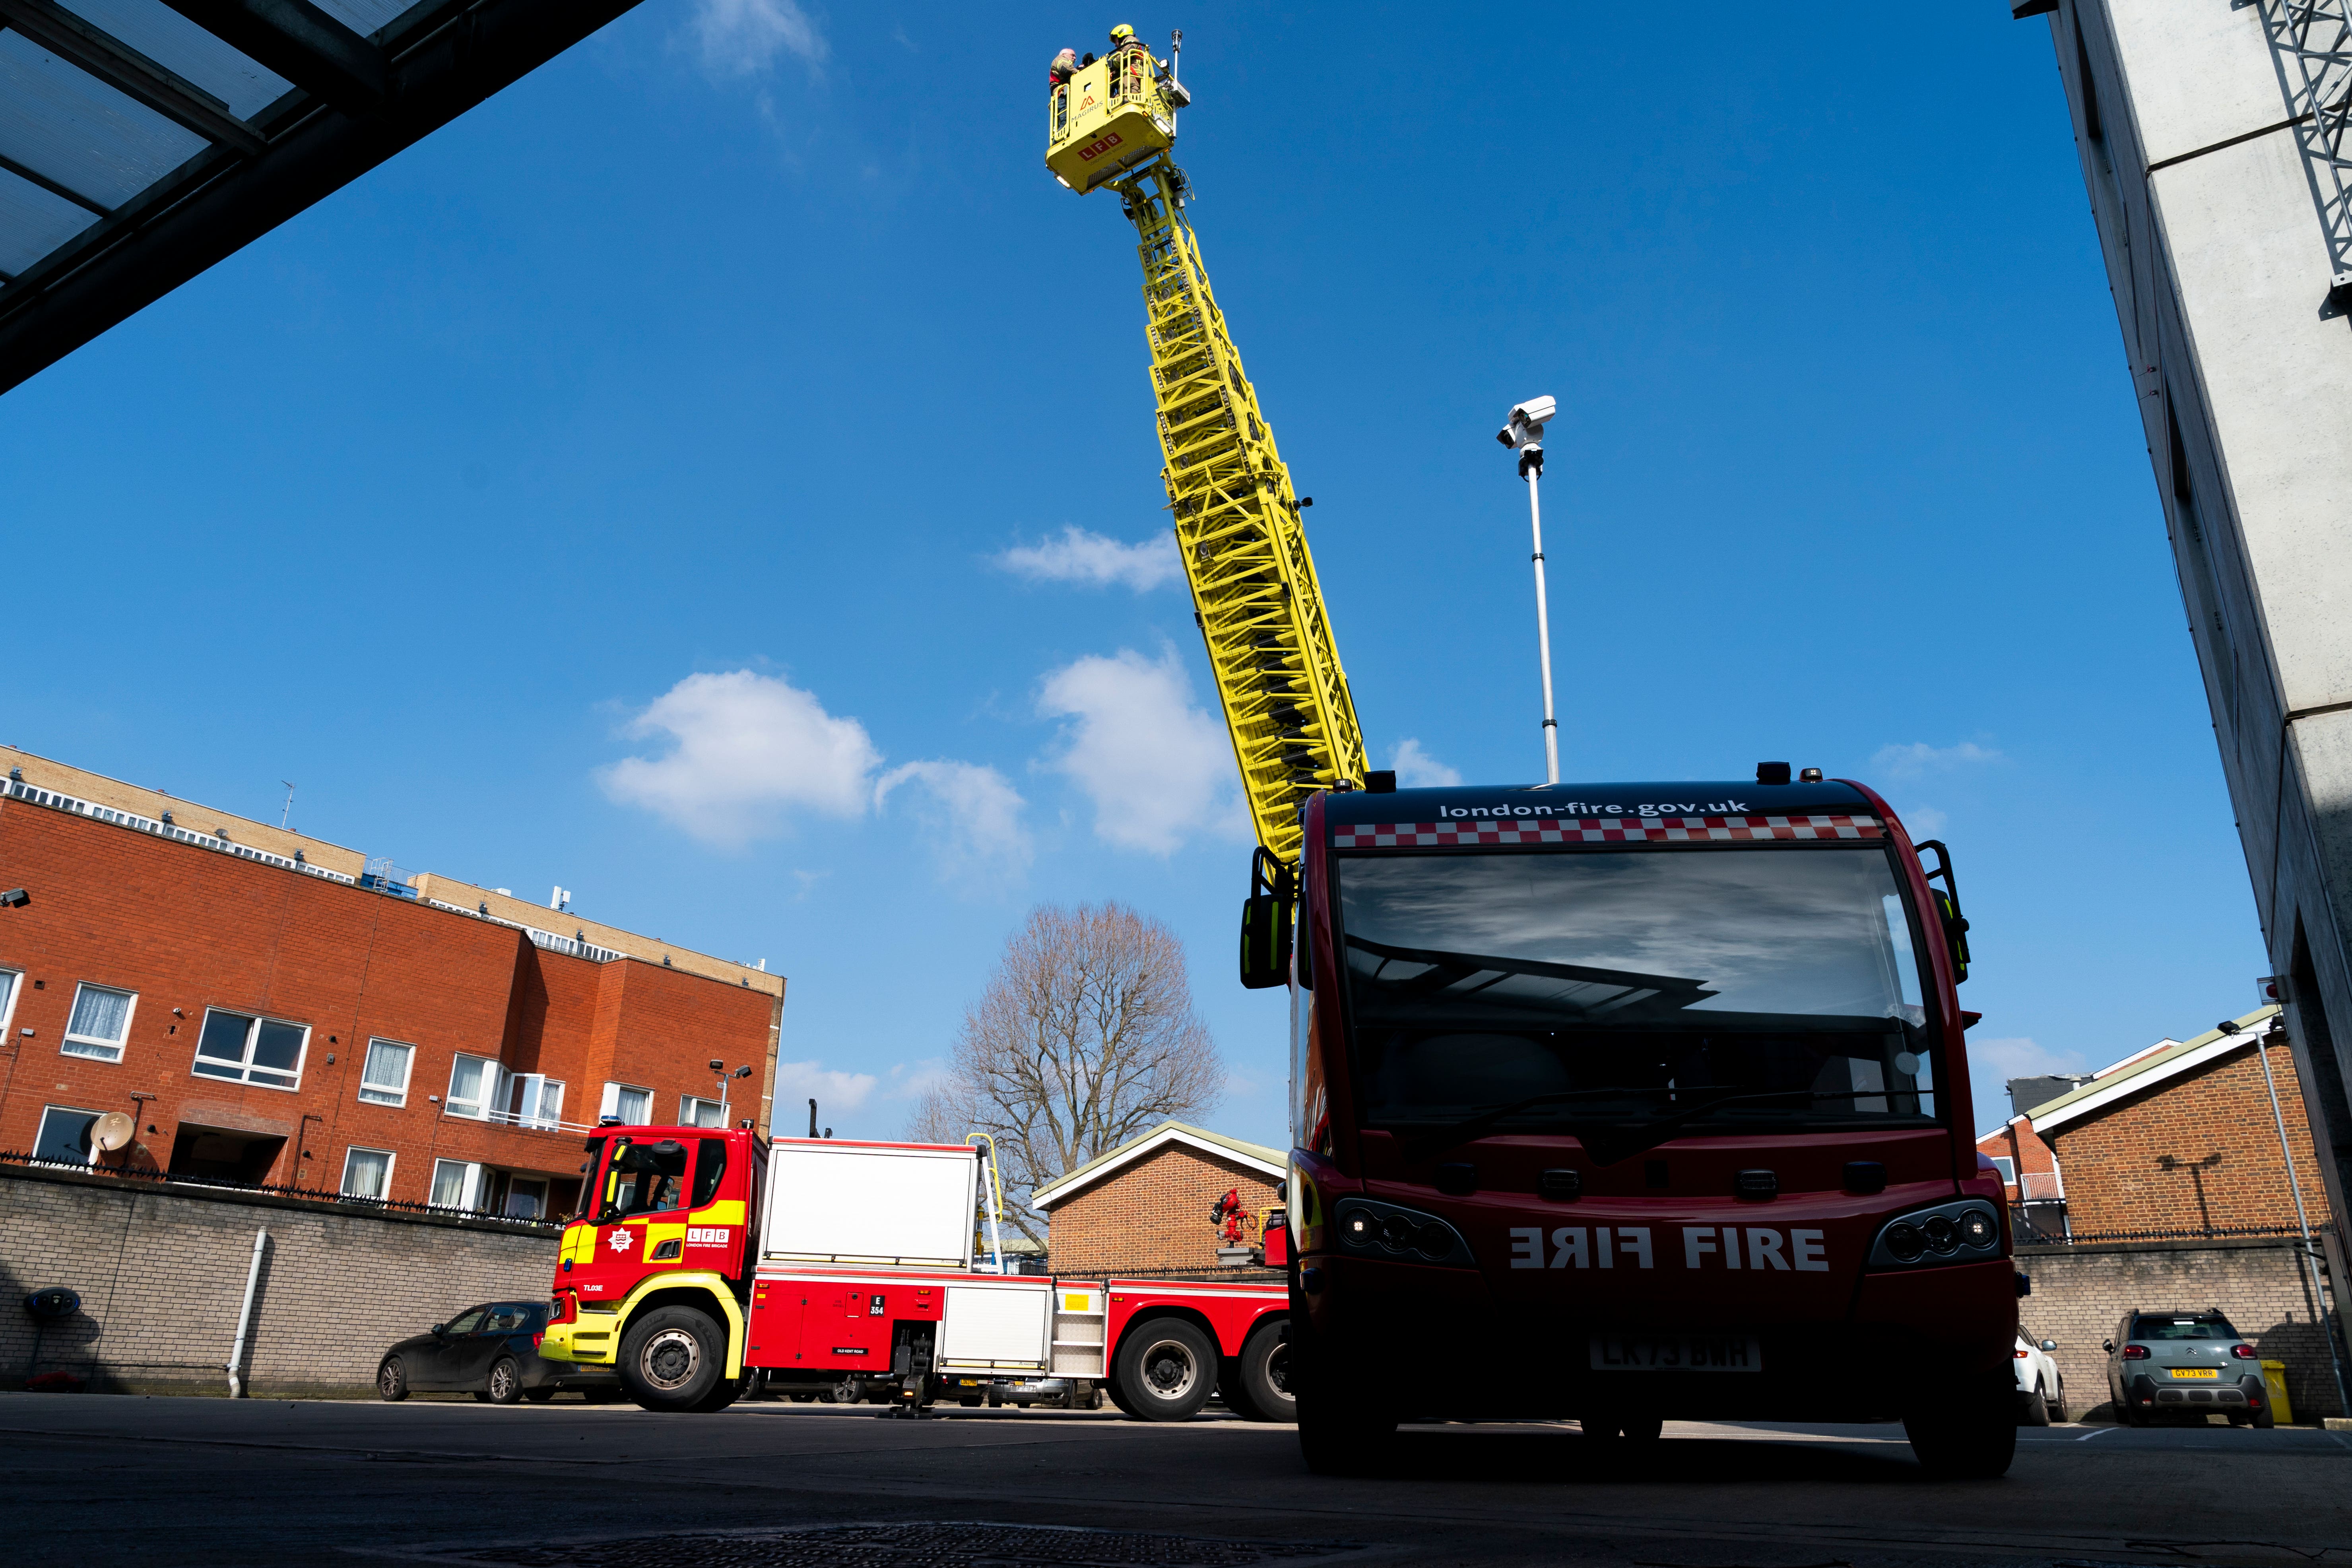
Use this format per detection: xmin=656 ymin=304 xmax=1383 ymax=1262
xmin=0 ymin=148 xmax=113 ymax=216
xmin=0 ymin=0 xmax=266 ymax=156
xmin=0 ymin=0 xmax=647 ymax=392
xmin=159 ymin=0 xmax=385 ymax=116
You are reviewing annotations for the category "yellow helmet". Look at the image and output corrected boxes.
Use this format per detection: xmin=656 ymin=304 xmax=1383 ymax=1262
xmin=1109 ymin=23 xmax=1136 ymax=44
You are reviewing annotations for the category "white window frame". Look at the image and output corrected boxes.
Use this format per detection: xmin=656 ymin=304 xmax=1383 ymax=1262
xmin=340 ymin=1146 xmax=396 ymax=1200
xmin=34 ymin=1104 xmax=103 ymax=1166
xmin=190 ymin=1006 xmax=309 ymax=1090
xmin=430 ymin=1157 xmax=487 ymax=1211
xmin=0 ymin=967 xmax=21 ymax=1042
xmin=600 ymin=1081 xmax=652 ymax=1124
xmin=1990 ymin=1155 xmax=2018 ymax=1187
xmin=62 ymin=982 xmax=138 ymax=1063
xmin=507 ymin=1073 xmax=565 ymax=1130
xmin=357 ymin=1038 xmax=415 ymax=1107
xmin=679 ymin=1094 xmax=724 ymax=1129
xmin=444 ymin=1052 xmax=504 ymax=1120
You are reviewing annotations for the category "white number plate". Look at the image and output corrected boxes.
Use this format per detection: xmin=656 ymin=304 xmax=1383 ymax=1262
xmin=1589 ymin=1333 xmax=1762 ymax=1373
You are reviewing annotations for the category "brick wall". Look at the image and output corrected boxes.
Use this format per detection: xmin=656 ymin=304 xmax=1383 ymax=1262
xmin=0 ymin=1161 xmax=556 ymax=1397
xmin=2015 ymin=1236 xmax=2344 ymax=1422
xmin=1046 ymin=1144 xmax=1280 ymax=1275
xmin=0 ymin=797 xmax=777 ymax=1215
xmin=2042 ymin=1043 xmax=2332 ymax=1236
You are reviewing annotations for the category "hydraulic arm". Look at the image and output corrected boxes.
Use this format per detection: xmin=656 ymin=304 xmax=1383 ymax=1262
xmin=1046 ymin=33 xmax=1367 ymax=866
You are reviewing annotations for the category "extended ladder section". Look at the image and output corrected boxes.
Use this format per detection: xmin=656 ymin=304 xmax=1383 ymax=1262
xmin=1107 ymin=159 xmax=1369 ymax=864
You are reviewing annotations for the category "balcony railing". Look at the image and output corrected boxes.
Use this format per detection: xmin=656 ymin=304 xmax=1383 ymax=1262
xmin=2018 ymin=1170 xmax=2064 ymax=1201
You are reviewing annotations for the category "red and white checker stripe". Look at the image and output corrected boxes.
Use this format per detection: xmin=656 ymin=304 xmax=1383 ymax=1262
xmin=1329 ymin=815 xmax=1884 ymax=848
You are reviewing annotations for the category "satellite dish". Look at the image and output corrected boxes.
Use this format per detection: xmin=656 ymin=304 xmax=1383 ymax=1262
xmin=91 ymin=1112 xmax=135 ymax=1152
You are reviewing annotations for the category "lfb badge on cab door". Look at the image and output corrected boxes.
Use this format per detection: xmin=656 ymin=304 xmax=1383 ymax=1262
xmin=608 ymin=1230 xmax=635 ymax=1254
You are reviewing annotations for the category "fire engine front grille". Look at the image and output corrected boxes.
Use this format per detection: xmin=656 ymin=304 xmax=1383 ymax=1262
xmin=441 ymin=1522 xmax=1366 ymax=1568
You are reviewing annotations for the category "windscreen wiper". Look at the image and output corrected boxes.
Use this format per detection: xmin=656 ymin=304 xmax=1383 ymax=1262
xmin=1397 ymin=1085 xmax=1746 ymax=1163
xmin=1401 ymin=1088 xmax=1906 ymax=1167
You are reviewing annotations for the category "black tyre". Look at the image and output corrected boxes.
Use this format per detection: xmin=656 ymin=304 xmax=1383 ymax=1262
xmin=1227 ymin=1321 xmax=1294 ymax=1422
xmin=691 ymin=1372 xmax=748 ymax=1413
xmin=2048 ymin=1378 xmax=2067 ymax=1424
xmin=523 ymin=1386 xmax=557 ymax=1403
xmin=618 ymin=1305 xmax=726 ymax=1412
xmin=2022 ymin=1378 xmax=2051 ymax=1427
xmin=1113 ymin=1318 xmax=1216 ymax=1421
xmin=2253 ymin=1400 xmax=2276 ymax=1430
xmin=1289 ymin=1318 xmax=1393 ymax=1475
xmin=1904 ymin=1373 xmax=2019 ymax=1479
xmin=581 ymin=1385 xmax=624 ymax=1404
xmin=376 ymin=1357 xmax=409 ymax=1402
xmin=485 ymin=1356 xmax=524 ymax=1406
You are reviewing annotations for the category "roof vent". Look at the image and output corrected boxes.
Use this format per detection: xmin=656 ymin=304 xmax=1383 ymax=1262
xmin=1364 ymin=770 xmax=1397 ymax=794
xmin=1756 ymin=761 xmax=1791 ymax=785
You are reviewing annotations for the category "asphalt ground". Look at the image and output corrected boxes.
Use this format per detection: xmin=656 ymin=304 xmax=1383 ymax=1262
xmin=3 ymin=1392 xmax=2346 ymax=1568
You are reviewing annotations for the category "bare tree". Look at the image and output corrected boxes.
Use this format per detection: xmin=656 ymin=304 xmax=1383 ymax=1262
xmin=907 ymin=901 xmax=1223 ymax=1242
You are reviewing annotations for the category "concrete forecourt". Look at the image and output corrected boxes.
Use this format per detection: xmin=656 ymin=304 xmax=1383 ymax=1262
xmin=1 ymin=1392 xmax=2345 ymax=1567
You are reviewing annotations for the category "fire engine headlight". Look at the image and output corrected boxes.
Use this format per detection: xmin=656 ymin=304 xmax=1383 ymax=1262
xmin=1331 ymin=1197 xmax=1474 ymax=1268
xmin=1867 ymin=1201 xmax=2003 ymax=1271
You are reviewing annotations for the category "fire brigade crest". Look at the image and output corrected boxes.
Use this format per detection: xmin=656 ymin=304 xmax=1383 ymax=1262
xmin=608 ymin=1230 xmax=634 ymax=1254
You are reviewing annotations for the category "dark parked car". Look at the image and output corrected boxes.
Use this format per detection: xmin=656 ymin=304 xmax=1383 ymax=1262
xmin=377 ymin=1301 xmax=620 ymax=1405
xmin=2102 ymin=1308 xmax=2273 ymax=1427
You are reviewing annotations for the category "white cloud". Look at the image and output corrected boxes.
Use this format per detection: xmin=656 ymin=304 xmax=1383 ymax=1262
xmin=1038 ymin=648 xmax=1239 ymax=854
xmin=1972 ymin=1036 xmax=2087 ymax=1081
xmin=1873 ymin=741 xmax=2004 ymax=779
xmin=1899 ymin=804 xmax=1948 ymax=836
xmin=888 ymin=1058 xmax=955 ymax=1100
xmin=598 ymin=670 xmax=880 ymax=848
xmin=688 ymin=0 xmax=826 ymax=78
xmin=996 ymin=527 xmax=1182 ymax=593
xmin=775 ymin=1059 xmax=877 ymax=1115
xmin=1390 ymin=737 xmax=1462 ymax=788
xmin=877 ymin=759 xmax=1032 ymax=884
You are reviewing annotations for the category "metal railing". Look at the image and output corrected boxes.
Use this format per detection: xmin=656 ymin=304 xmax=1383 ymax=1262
xmin=2017 ymin=1170 xmax=2064 ymax=1202
xmin=2018 ymin=1221 xmax=2324 ymax=1246
xmin=421 ymin=897 xmax=626 ymax=962
xmin=2 ymin=778 xmax=358 ymax=884
xmin=0 ymin=1149 xmax=566 ymax=1231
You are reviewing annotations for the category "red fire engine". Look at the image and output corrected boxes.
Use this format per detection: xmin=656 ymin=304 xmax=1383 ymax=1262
xmin=1252 ymin=772 xmax=2022 ymax=1478
xmin=539 ymin=1131 xmax=1290 ymax=1419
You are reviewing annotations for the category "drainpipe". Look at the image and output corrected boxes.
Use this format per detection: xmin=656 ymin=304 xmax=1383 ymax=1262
xmin=226 ymin=1228 xmax=268 ymax=1399
xmin=2252 ymin=1022 xmax=2351 ymax=1420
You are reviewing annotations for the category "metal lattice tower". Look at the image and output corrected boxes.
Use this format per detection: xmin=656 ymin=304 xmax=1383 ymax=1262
xmin=2257 ymin=0 xmax=2352 ymax=288
xmin=1106 ymin=159 xmax=1368 ymax=866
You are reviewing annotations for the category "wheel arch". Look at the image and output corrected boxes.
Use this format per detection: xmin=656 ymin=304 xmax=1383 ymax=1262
xmin=616 ymin=1275 xmax=746 ymax=1378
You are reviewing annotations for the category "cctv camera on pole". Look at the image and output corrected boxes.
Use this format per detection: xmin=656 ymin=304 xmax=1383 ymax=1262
xmin=1497 ymin=395 xmax=1560 ymax=784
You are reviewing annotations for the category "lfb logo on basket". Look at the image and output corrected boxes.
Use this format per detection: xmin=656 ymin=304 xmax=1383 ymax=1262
xmin=1077 ymin=131 xmax=1124 ymax=161
xmin=607 ymin=1229 xmax=634 ymax=1254
xmin=1508 ymin=1225 xmax=1828 ymax=1272
xmin=686 ymin=1227 xmax=731 ymax=1248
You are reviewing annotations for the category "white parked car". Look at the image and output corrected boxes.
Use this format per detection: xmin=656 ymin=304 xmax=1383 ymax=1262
xmin=2014 ymin=1328 xmax=2065 ymax=1424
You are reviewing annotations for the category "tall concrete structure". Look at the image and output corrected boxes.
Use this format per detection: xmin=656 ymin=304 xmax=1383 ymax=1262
xmin=2021 ymin=2 xmax=2352 ymax=1267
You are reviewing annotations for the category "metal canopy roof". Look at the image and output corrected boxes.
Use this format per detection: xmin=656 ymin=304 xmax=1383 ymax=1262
xmin=0 ymin=0 xmax=642 ymax=396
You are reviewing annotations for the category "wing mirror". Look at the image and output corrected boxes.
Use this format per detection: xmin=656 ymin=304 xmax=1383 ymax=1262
xmin=2102 ymin=1339 xmax=2115 ymax=1353
xmin=1238 ymin=846 xmax=1294 ymax=991
xmin=1915 ymin=839 xmax=1971 ymax=983
xmin=2040 ymin=1339 xmax=2057 ymax=1352
xmin=430 ymin=1323 xmax=448 ymax=1337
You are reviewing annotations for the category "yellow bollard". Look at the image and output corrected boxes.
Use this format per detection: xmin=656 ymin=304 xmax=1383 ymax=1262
xmin=2263 ymin=1360 xmax=2294 ymax=1424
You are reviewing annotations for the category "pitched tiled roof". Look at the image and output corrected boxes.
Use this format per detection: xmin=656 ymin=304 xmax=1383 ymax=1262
xmin=2026 ymin=1004 xmax=2283 ymax=1133
xmin=1030 ymin=1120 xmax=1285 ymax=1210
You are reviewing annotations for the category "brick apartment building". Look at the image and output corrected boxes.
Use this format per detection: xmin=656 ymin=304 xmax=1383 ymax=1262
xmin=2026 ymin=1005 xmax=2331 ymax=1239
xmin=1032 ymin=1121 xmax=1284 ymax=1275
xmin=1976 ymin=1116 xmax=2066 ymax=1238
xmin=0 ymin=747 xmax=782 ymax=1220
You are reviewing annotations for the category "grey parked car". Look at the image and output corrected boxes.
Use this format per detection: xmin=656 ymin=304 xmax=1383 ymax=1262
xmin=377 ymin=1301 xmax=621 ymax=1405
xmin=2102 ymin=1308 xmax=2273 ymax=1428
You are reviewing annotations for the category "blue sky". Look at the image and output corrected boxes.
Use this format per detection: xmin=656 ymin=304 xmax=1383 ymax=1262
xmin=0 ymin=4 xmax=2265 ymax=1147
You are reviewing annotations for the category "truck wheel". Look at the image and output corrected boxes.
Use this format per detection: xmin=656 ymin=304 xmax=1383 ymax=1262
xmin=1903 ymin=1373 xmax=2018 ymax=1479
xmin=618 ymin=1306 xmax=726 ymax=1412
xmin=1114 ymin=1319 xmax=1215 ymax=1421
xmin=691 ymin=1372 xmax=748 ymax=1413
xmin=376 ymin=1357 xmax=409 ymax=1402
xmin=2022 ymin=1378 xmax=2051 ymax=1426
xmin=485 ymin=1356 xmax=524 ymax=1406
xmin=1228 ymin=1322 xmax=1294 ymax=1422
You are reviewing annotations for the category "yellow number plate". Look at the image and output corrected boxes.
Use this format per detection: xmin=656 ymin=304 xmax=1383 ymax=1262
xmin=2170 ymin=1368 xmax=2219 ymax=1379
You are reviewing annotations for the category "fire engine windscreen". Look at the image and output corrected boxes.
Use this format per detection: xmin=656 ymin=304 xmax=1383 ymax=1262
xmin=1335 ymin=847 xmax=1938 ymax=1133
